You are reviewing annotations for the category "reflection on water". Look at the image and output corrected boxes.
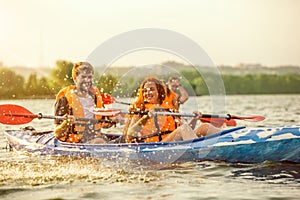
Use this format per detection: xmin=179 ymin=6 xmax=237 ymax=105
xmin=0 ymin=95 xmax=300 ymax=200
xmin=230 ymin=162 xmax=300 ymax=184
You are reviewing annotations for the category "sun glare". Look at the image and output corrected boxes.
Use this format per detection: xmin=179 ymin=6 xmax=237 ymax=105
xmin=0 ymin=9 xmax=12 ymax=42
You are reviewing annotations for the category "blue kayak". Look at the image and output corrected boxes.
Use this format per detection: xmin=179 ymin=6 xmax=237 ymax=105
xmin=4 ymin=126 xmax=300 ymax=164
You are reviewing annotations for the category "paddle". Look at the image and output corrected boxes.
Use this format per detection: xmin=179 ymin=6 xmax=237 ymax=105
xmin=101 ymin=93 xmax=131 ymax=105
xmin=199 ymin=117 xmax=236 ymax=127
xmin=100 ymin=94 xmax=238 ymax=127
xmin=1 ymin=104 xmax=262 ymax=129
xmin=93 ymin=108 xmax=265 ymax=122
xmin=0 ymin=104 xmax=113 ymax=125
xmin=154 ymin=112 xmax=265 ymax=122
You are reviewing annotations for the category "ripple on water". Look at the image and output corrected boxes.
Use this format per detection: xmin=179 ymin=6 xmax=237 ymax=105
xmin=0 ymin=96 xmax=300 ymax=200
xmin=229 ymin=161 xmax=300 ymax=184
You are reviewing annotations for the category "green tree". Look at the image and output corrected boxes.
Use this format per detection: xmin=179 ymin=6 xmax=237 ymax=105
xmin=25 ymin=73 xmax=38 ymax=96
xmin=96 ymin=74 xmax=118 ymax=94
xmin=191 ymin=77 xmax=208 ymax=95
xmin=50 ymin=60 xmax=74 ymax=89
xmin=0 ymin=67 xmax=25 ymax=99
xmin=37 ymin=77 xmax=54 ymax=97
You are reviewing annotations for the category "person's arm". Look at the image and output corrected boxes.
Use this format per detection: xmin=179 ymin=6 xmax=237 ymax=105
xmin=54 ymin=96 xmax=72 ymax=140
xmin=54 ymin=120 xmax=70 ymax=140
xmin=126 ymin=114 xmax=149 ymax=141
xmin=169 ymin=79 xmax=189 ymax=104
xmin=54 ymin=115 xmax=74 ymax=141
xmin=54 ymin=96 xmax=69 ymax=124
xmin=188 ymin=112 xmax=202 ymax=129
xmin=99 ymin=117 xmax=116 ymax=128
xmin=177 ymin=84 xmax=189 ymax=104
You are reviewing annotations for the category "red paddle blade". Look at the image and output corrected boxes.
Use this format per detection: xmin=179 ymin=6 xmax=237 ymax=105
xmin=200 ymin=118 xmax=224 ymax=127
xmin=200 ymin=118 xmax=237 ymax=127
xmin=92 ymin=108 xmax=123 ymax=116
xmin=225 ymin=119 xmax=237 ymax=126
xmin=231 ymin=115 xmax=265 ymax=122
xmin=0 ymin=104 xmax=34 ymax=125
xmin=101 ymin=93 xmax=115 ymax=105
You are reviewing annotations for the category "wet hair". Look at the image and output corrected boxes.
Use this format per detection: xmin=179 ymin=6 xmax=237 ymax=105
xmin=72 ymin=62 xmax=94 ymax=81
xmin=130 ymin=76 xmax=166 ymax=111
xmin=161 ymin=79 xmax=171 ymax=96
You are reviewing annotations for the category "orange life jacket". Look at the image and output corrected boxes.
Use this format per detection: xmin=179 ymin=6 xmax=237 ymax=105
xmin=55 ymin=85 xmax=103 ymax=143
xmin=139 ymin=102 xmax=178 ymax=142
xmin=163 ymin=90 xmax=179 ymax=112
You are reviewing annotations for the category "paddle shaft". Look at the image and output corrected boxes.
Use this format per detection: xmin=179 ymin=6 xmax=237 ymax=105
xmin=136 ymin=111 xmax=230 ymax=119
xmin=114 ymin=100 xmax=131 ymax=105
xmin=113 ymin=110 xmax=264 ymax=121
xmin=154 ymin=111 xmax=226 ymax=118
xmin=1 ymin=104 xmax=263 ymax=126
xmin=4 ymin=113 xmax=113 ymax=124
xmin=115 ymin=110 xmax=229 ymax=118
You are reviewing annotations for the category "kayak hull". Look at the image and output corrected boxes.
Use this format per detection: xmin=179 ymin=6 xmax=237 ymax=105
xmin=4 ymin=126 xmax=300 ymax=164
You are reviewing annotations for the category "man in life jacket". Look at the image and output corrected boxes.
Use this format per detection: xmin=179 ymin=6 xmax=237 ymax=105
xmin=54 ymin=61 xmax=114 ymax=143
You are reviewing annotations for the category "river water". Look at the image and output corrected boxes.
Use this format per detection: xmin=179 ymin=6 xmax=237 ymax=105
xmin=0 ymin=95 xmax=300 ymax=200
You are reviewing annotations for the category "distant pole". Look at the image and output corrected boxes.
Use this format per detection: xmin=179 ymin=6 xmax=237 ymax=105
xmin=39 ymin=27 xmax=44 ymax=68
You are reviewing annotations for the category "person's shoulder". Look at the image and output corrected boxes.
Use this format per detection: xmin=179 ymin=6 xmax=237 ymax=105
xmin=56 ymin=85 xmax=75 ymax=100
xmin=163 ymin=90 xmax=178 ymax=103
xmin=169 ymin=90 xmax=178 ymax=98
xmin=89 ymin=86 xmax=102 ymax=100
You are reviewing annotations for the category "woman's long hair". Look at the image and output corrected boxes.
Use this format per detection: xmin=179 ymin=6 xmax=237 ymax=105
xmin=130 ymin=76 xmax=166 ymax=111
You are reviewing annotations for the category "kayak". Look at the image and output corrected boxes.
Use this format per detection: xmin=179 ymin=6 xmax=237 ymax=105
xmin=4 ymin=126 xmax=300 ymax=164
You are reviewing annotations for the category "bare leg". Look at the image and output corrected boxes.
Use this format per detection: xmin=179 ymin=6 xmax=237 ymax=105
xmin=162 ymin=124 xmax=197 ymax=142
xmin=89 ymin=137 xmax=107 ymax=144
xmin=194 ymin=123 xmax=221 ymax=137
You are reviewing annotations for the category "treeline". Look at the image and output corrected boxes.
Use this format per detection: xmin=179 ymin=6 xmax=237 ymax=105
xmin=0 ymin=66 xmax=55 ymax=99
xmin=222 ymin=74 xmax=300 ymax=94
xmin=181 ymin=70 xmax=300 ymax=95
xmin=0 ymin=60 xmax=118 ymax=99
xmin=1 ymin=60 xmax=300 ymax=99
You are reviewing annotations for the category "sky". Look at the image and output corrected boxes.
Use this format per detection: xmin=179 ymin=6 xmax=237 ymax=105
xmin=0 ymin=0 xmax=299 ymax=68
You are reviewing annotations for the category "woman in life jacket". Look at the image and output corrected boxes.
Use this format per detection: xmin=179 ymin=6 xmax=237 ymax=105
xmin=123 ymin=76 xmax=221 ymax=143
xmin=54 ymin=61 xmax=114 ymax=143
